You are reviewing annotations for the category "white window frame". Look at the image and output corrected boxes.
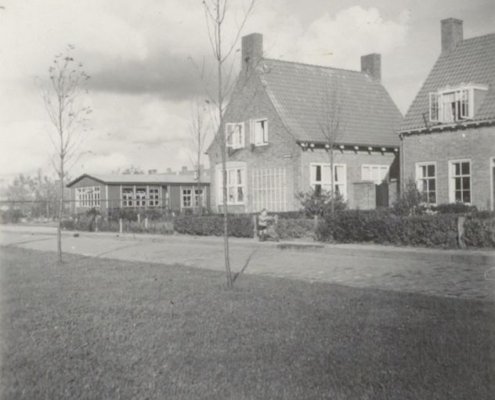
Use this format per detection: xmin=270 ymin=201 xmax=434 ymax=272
xmin=415 ymin=162 xmax=437 ymax=205
xmin=75 ymin=186 xmax=101 ymax=208
xmin=251 ymin=118 xmax=268 ymax=146
xmin=121 ymin=185 xmax=162 ymax=208
xmin=215 ymin=162 xmax=246 ymax=205
xmin=429 ymin=84 xmax=488 ymax=123
xmin=225 ymin=122 xmax=245 ymax=149
xmin=310 ymin=163 xmax=347 ymax=200
xmin=181 ymin=186 xmax=204 ymax=209
xmin=361 ymin=164 xmax=389 ymax=184
xmin=448 ymin=159 xmax=472 ymax=204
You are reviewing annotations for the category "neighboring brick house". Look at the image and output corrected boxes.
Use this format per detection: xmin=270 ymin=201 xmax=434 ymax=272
xmin=66 ymin=173 xmax=210 ymax=214
xmin=399 ymin=18 xmax=495 ymax=210
xmin=207 ymin=33 xmax=402 ymax=213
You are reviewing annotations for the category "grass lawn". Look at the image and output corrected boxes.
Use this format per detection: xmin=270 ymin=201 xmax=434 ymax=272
xmin=1 ymin=247 xmax=494 ymax=399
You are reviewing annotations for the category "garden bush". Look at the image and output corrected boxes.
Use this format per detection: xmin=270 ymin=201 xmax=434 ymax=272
xmin=275 ymin=218 xmax=315 ymax=240
xmin=316 ymin=210 xmax=462 ymax=248
xmin=463 ymin=216 xmax=495 ymax=248
xmin=174 ymin=214 xmax=254 ymax=238
xmin=433 ymin=203 xmax=478 ymax=214
xmin=0 ymin=209 xmax=25 ymax=224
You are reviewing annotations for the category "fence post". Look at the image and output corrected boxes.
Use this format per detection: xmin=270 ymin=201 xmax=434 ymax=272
xmin=457 ymin=216 xmax=466 ymax=249
xmin=145 ymin=217 xmax=149 ymax=230
xmin=119 ymin=218 xmax=123 ymax=234
xmin=252 ymin=215 xmax=257 ymax=240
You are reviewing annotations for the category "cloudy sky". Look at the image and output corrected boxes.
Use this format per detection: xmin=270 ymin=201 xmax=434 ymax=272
xmin=0 ymin=0 xmax=493 ymax=186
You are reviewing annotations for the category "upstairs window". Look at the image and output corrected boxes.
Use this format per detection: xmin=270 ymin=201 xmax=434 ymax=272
xmin=429 ymin=84 xmax=488 ymax=123
xmin=251 ymin=119 xmax=268 ymax=146
xmin=226 ymin=123 xmax=244 ymax=149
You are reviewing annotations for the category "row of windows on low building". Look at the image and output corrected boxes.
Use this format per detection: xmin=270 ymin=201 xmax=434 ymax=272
xmin=415 ymin=159 xmax=473 ymax=204
xmin=74 ymin=186 xmax=204 ymax=209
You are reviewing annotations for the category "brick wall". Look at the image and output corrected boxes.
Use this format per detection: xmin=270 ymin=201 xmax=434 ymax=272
xmin=299 ymin=149 xmax=398 ymax=209
xmin=402 ymin=126 xmax=495 ymax=210
xmin=208 ymin=71 xmax=301 ymax=213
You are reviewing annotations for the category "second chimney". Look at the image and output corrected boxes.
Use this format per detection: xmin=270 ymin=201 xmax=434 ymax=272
xmin=441 ymin=18 xmax=463 ymax=53
xmin=242 ymin=33 xmax=263 ymax=71
xmin=361 ymin=53 xmax=381 ymax=82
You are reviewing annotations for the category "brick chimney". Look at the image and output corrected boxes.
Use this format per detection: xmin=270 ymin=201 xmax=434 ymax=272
xmin=361 ymin=53 xmax=381 ymax=82
xmin=441 ymin=18 xmax=463 ymax=53
xmin=242 ymin=33 xmax=263 ymax=71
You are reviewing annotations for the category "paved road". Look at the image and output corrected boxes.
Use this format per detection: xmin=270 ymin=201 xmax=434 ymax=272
xmin=1 ymin=225 xmax=494 ymax=301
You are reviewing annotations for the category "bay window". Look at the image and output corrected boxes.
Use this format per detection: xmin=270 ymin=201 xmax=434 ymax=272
xmin=216 ymin=162 xmax=246 ymax=205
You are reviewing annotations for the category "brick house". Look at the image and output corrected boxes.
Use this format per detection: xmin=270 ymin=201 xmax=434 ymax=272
xmin=207 ymin=33 xmax=402 ymax=213
xmin=66 ymin=173 xmax=210 ymax=214
xmin=400 ymin=18 xmax=495 ymax=210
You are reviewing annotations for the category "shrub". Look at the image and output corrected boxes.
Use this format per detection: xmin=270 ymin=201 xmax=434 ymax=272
xmin=392 ymin=178 xmax=423 ymax=216
xmin=433 ymin=203 xmax=477 ymax=214
xmin=316 ymin=210 xmax=460 ymax=248
xmin=275 ymin=218 xmax=315 ymax=240
xmin=0 ymin=209 xmax=25 ymax=224
xmin=174 ymin=215 xmax=254 ymax=238
xmin=296 ymin=189 xmax=346 ymax=217
xmin=463 ymin=217 xmax=495 ymax=248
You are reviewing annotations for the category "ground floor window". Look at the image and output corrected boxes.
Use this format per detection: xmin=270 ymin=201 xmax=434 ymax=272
xmin=449 ymin=160 xmax=471 ymax=203
xmin=216 ymin=162 xmax=246 ymax=205
xmin=121 ymin=186 xmax=162 ymax=207
xmin=415 ymin=162 xmax=436 ymax=204
xmin=251 ymin=167 xmax=287 ymax=212
xmin=310 ymin=163 xmax=347 ymax=199
xmin=361 ymin=165 xmax=389 ymax=184
xmin=181 ymin=187 xmax=205 ymax=208
xmin=75 ymin=186 xmax=101 ymax=208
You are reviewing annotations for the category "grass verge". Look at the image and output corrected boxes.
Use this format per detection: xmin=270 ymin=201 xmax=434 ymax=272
xmin=1 ymin=246 xmax=494 ymax=399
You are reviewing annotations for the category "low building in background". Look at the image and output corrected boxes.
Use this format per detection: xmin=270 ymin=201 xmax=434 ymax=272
xmin=66 ymin=173 xmax=210 ymax=215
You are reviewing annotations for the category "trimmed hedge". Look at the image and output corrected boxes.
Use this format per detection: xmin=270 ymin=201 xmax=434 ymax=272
xmin=275 ymin=218 xmax=315 ymax=240
xmin=174 ymin=215 xmax=254 ymax=238
xmin=316 ymin=210 xmax=469 ymax=248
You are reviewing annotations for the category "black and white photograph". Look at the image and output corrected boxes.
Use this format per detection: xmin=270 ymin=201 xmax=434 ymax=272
xmin=0 ymin=0 xmax=494 ymax=398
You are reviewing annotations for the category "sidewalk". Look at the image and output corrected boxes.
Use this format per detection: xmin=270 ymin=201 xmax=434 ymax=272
xmin=2 ymin=223 xmax=494 ymax=264
xmin=2 ymin=224 xmax=494 ymax=301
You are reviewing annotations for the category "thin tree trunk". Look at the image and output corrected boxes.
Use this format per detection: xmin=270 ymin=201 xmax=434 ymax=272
xmin=217 ymin=6 xmax=233 ymax=289
xmin=330 ymin=147 xmax=335 ymax=216
xmin=57 ymin=156 xmax=64 ymax=263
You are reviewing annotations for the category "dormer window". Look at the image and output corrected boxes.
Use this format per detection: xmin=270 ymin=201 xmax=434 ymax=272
xmin=226 ymin=122 xmax=245 ymax=149
xmin=429 ymin=84 xmax=488 ymax=123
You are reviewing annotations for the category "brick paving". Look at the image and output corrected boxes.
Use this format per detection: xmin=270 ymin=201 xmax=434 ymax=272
xmin=1 ymin=225 xmax=494 ymax=301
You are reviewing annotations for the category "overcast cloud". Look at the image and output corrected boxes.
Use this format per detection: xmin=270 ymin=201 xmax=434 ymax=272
xmin=0 ymin=0 xmax=493 ymax=185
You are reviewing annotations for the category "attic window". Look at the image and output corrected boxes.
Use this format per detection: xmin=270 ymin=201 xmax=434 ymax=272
xmin=429 ymin=84 xmax=488 ymax=123
xmin=226 ymin=123 xmax=245 ymax=149
xmin=251 ymin=119 xmax=268 ymax=146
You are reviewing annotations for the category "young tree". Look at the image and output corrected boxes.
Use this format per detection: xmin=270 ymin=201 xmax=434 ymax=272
xmin=41 ymin=45 xmax=91 ymax=263
xmin=318 ymin=73 xmax=345 ymax=216
xmin=188 ymin=99 xmax=211 ymax=214
xmin=202 ymin=0 xmax=255 ymax=288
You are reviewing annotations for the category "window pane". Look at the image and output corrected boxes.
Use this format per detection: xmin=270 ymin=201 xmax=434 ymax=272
xmin=429 ymin=179 xmax=436 ymax=191
xmin=462 ymin=177 xmax=470 ymax=190
xmin=430 ymin=192 xmax=436 ymax=204
xmin=461 ymin=162 xmax=470 ymax=175
xmin=315 ymin=165 xmax=321 ymax=182
xmin=454 ymin=177 xmax=461 ymax=191
xmin=455 ymin=162 xmax=461 ymax=175
xmin=237 ymin=169 xmax=242 ymax=185
xmin=463 ymin=191 xmax=471 ymax=203
xmin=237 ymin=187 xmax=244 ymax=202
xmin=455 ymin=191 xmax=462 ymax=202
xmin=427 ymin=165 xmax=435 ymax=177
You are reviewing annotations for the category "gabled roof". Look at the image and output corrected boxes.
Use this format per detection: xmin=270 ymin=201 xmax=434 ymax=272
xmin=67 ymin=173 xmax=210 ymax=187
xmin=400 ymin=33 xmax=495 ymax=133
xmin=258 ymin=58 xmax=402 ymax=147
